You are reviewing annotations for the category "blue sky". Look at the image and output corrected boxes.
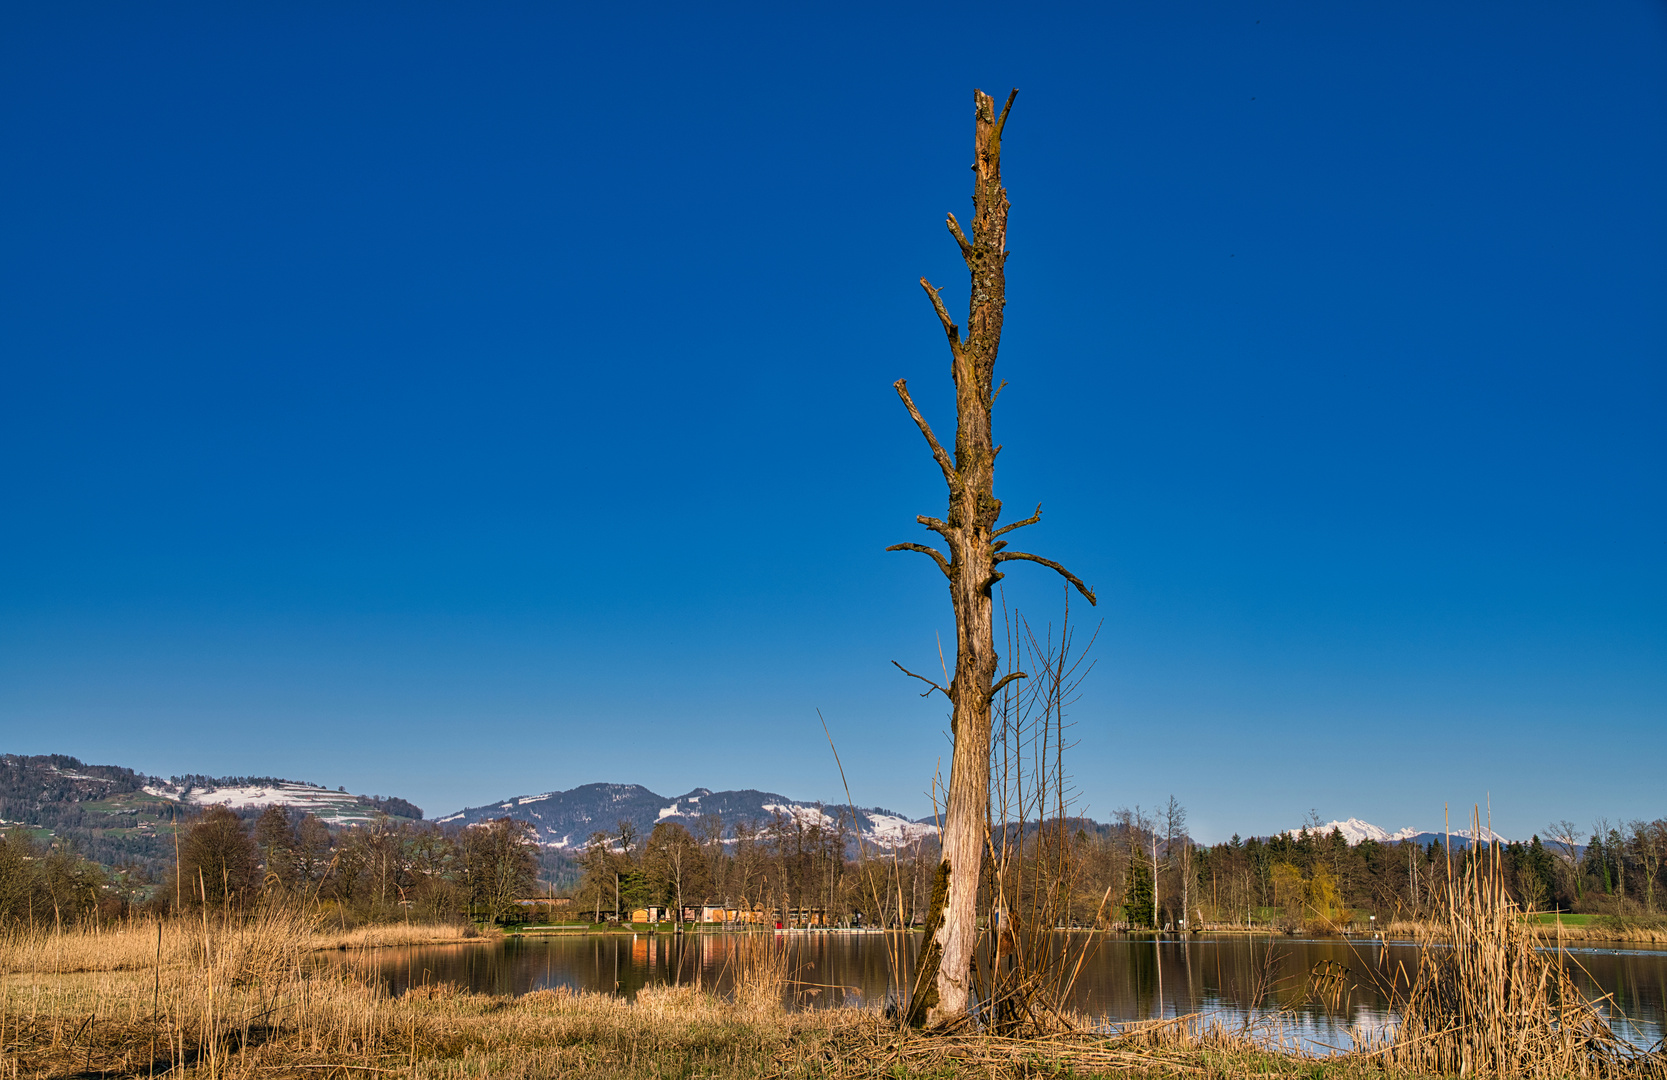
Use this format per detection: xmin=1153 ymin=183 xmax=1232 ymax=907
xmin=2 ymin=2 xmax=1662 ymax=842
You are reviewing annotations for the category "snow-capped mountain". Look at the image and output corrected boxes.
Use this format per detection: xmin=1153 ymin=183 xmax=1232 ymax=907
xmin=1285 ymin=818 xmax=1419 ymax=845
xmin=1285 ymin=817 xmax=1514 ymax=847
xmin=437 ymin=782 xmax=936 ymax=852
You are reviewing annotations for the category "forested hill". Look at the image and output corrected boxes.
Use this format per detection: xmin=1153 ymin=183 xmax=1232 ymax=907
xmin=0 ymin=753 xmax=421 ymax=870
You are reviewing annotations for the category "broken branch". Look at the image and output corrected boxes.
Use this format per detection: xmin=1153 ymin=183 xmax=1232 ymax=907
xmin=946 ymin=213 xmax=974 ymax=264
xmin=893 ymin=379 xmax=957 ymax=484
xmin=920 ymin=278 xmax=960 ymax=346
xmin=989 ymin=671 xmax=1028 ymax=700
xmin=993 ymin=550 xmax=1097 ymax=604
xmin=994 ymin=88 xmax=1018 ymax=140
xmin=892 ymin=660 xmax=950 ymax=700
xmin=991 ymin=503 xmax=1042 ymax=538
xmin=886 ymin=542 xmax=952 ymax=579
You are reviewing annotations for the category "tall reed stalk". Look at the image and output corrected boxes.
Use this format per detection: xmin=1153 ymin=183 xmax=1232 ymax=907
xmin=1371 ymin=811 xmax=1649 ymax=1078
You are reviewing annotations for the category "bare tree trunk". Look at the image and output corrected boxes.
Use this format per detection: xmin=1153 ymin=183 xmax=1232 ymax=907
xmin=892 ymin=88 xmax=1095 ymax=1028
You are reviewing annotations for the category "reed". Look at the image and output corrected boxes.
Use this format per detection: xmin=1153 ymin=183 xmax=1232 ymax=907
xmin=310 ymin=921 xmax=486 ymax=951
xmin=0 ymin=917 xmax=195 ymax=973
xmin=1364 ymin=815 xmax=1658 ymax=1078
xmin=0 ymin=913 xmax=484 ymax=979
xmin=732 ymin=932 xmax=791 ymax=1013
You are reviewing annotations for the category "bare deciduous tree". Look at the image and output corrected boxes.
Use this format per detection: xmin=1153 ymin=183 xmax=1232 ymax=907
xmin=890 ymin=88 xmax=1096 ymax=1028
xmin=1547 ymin=820 xmax=1583 ymax=901
xmin=1631 ymin=820 xmax=1664 ymax=914
xmin=644 ymin=820 xmax=706 ymax=924
xmin=1163 ymin=796 xmax=1192 ymax=927
xmin=461 ymin=817 xmax=538 ymax=926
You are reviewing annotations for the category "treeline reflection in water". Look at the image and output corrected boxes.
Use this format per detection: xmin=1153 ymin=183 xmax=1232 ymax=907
xmin=340 ymin=932 xmax=1666 ymax=1052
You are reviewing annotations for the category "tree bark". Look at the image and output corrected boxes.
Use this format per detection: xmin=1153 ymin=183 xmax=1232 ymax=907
xmin=891 ymin=88 xmax=1095 ymax=1028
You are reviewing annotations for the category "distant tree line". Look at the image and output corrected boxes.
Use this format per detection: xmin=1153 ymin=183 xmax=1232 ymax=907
xmin=167 ymin=774 xmax=309 ymax=790
xmin=573 ymin=810 xmax=943 ymax=927
xmin=570 ymin=804 xmax=1667 ymax=931
xmin=0 ymin=808 xmax=540 ymax=929
xmin=0 ymin=830 xmax=130 ymax=927
xmin=176 ymin=806 xmax=539 ymax=925
xmin=1072 ymin=809 xmax=1667 ymax=928
xmin=5 ymin=784 xmax=1662 ymax=934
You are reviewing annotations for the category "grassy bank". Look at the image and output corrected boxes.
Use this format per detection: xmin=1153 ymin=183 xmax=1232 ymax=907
xmin=1379 ymin=915 xmax=1667 ymax=945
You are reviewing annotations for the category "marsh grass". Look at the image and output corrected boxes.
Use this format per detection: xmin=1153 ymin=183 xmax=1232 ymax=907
xmin=1356 ymin=818 xmax=1663 ymax=1079
xmin=0 ymin=915 xmax=482 ymax=977
xmin=1380 ymin=917 xmax=1667 ymax=946
xmin=733 ymin=933 xmax=792 ymax=1013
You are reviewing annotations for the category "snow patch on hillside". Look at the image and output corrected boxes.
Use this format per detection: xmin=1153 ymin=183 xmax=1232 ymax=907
xmin=762 ymin=803 xmax=837 ymax=829
xmin=57 ymin=769 xmax=114 ymax=783
xmin=864 ymin=812 xmax=936 ymax=847
xmin=143 ymin=781 xmax=380 ymax=825
xmin=762 ymin=804 xmax=936 ymax=849
xmin=1451 ymin=825 xmax=1510 ymax=844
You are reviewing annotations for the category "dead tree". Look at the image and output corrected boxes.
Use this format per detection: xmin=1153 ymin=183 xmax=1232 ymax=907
xmin=890 ymin=88 xmax=1096 ymax=1028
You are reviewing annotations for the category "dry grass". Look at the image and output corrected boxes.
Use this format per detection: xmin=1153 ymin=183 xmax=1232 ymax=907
xmin=1360 ymin=838 xmax=1662 ymax=1079
xmin=1380 ymin=917 xmax=1667 ymax=945
xmin=0 ymin=913 xmax=1306 ymax=1080
xmin=0 ymin=966 xmax=821 ymax=1080
xmin=310 ymin=922 xmax=487 ymax=952
xmin=0 ymin=905 xmax=312 ymax=976
xmin=0 ymin=911 xmax=847 ymax=1080
xmin=2 ymin=908 xmax=1663 ymax=1079
xmin=732 ymin=932 xmax=792 ymax=1014
xmin=0 ymin=917 xmax=485 ymax=977
xmin=771 ymin=1011 xmax=1275 ymax=1078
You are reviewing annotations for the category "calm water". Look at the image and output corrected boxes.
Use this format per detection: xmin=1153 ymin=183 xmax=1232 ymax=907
xmin=345 ymin=931 xmax=1667 ymax=1052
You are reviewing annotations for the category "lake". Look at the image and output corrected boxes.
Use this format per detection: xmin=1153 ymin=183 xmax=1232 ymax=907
xmin=344 ymin=931 xmax=1667 ymax=1052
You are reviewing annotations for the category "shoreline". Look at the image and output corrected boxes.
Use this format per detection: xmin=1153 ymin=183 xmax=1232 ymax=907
xmin=489 ymin=921 xmax=1667 ymax=947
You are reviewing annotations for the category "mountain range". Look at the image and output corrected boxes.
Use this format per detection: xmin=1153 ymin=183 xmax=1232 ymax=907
xmin=5 ymin=752 xmax=1523 ymax=871
xmin=1284 ymin=817 xmax=1513 ymax=848
xmin=436 ymin=783 xmax=937 ymax=851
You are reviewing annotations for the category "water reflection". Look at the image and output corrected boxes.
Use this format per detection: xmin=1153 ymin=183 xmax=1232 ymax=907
xmin=342 ymin=932 xmax=1667 ymax=1052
